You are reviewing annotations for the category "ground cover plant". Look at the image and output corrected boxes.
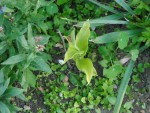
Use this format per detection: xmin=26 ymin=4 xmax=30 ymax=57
xmin=0 ymin=0 xmax=150 ymax=113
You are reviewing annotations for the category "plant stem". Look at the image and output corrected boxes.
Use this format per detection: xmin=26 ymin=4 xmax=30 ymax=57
xmin=57 ymin=30 xmax=72 ymax=69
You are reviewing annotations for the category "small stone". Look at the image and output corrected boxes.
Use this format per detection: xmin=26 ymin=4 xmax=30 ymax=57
xmin=24 ymin=105 xmax=31 ymax=110
xmin=59 ymin=92 xmax=63 ymax=98
xmin=63 ymin=76 xmax=69 ymax=82
xmin=0 ymin=27 xmax=3 ymax=32
xmin=140 ymin=110 xmax=145 ymax=113
xmin=58 ymin=59 xmax=65 ymax=65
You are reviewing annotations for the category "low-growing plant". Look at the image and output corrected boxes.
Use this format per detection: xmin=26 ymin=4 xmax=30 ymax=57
xmin=64 ymin=21 xmax=97 ymax=84
xmin=0 ymin=0 xmax=52 ymax=112
xmin=76 ymin=0 xmax=150 ymax=112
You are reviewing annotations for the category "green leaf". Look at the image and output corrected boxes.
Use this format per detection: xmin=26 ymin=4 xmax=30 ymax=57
xmin=0 ymin=78 xmax=10 ymax=96
xmin=0 ymin=70 xmax=4 ymax=83
xmin=23 ymin=69 xmax=36 ymax=87
xmin=46 ymin=3 xmax=58 ymax=15
xmin=93 ymin=29 xmax=142 ymax=44
xmin=28 ymin=23 xmax=35 ymax=47
xmin=130 ymin=49 xmax=139 ymax=61
xmin=3 ymin=87 xmax=24 ymax=98
xmin=81 ymin=97 xmax=86 ymax=103
xmin=113 ymin=60 xmax=135 ymax=113
xmin=88 ymin=0 xmax=121 ymax=15
xmin=118 ymin=33 xmax=129 ymax=49
xmin=64 ymin=47 xmax=83 ymax=63
xmin=76 ymin=21 xmax=90 ymax=54
xmin=103 ymin=64 xmax=122 ymax=80
xmin=0 ymin=101 xmax=10 ymax=113
xmin=124 ymin=101 xmax=133 ymax=109
xmin=76 ymin=58 xmax=96 ymax=84
xmin=23 ymin=53 xmax=36 ymax=70
xmin=107 ymin=96 xmax=116 ymax=105
xmin=38 ymin=22 xmax=48 ymax=34
xmin=17 ymin=35 xmax=29 ymax=50
xmin=115 ymin=0 xmax=134 ymax=14
xmin=0 ymin=42 xmax=7 ymax=55
xmin=57 ymin=0 xmax=68 ymax=5
xmin=33 ymin=56 xmax=52 ymax=73
xmin=1 ymin=54 xmax=26 ymax=65
xmin=77 ymin=14 xmax=125 ymax=27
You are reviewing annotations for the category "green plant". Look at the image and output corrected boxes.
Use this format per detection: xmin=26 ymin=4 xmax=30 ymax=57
xmin=76 ymin=0 xmax=150 ymax=112
xmin=64 ymin=21 xmax=97 ymax=84
xmin=0 ymin=0 xmax=52 ymax=111
xmin=0 ymin=69 xmax=25 ymax=113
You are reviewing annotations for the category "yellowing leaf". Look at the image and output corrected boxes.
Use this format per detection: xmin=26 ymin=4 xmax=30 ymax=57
xmin=76 ymin=58 xmax=96 ymax=84
xmin=76 ymin=21 xmax=90 ymax=54
xmin=64 ymin=47 xmax=83 ymax=63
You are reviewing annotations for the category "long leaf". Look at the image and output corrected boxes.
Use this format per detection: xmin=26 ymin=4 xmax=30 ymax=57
xmin=0 ymin=78 xmax=10 ymax=96
xmin=115 ymin=0 xmax=134 ymax=14
xmin=88 ymin=0 xmax=121 ymax=15
xmin=113 ymin=60 xmax=135 ymax=113
xmin=28 ymin=23 xmax=35 ymax=47
xmin=1 ymin=54 xmax=26 ymax=65
xmin=93 ymin=29 xmax=142 ymax=44
xmin=77 ymin=14 xmax=125 ymax=27
xmin=3 ymin=87 xmax=24 ymax=98
xmin=0 ymin=101 xmax=10 ymax=113
xmin=33 ymin=56 xmax=52 ymax=73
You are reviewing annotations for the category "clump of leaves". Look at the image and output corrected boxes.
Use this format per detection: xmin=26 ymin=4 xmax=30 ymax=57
xmin=64 ymin=21 xmax=97 ymax=84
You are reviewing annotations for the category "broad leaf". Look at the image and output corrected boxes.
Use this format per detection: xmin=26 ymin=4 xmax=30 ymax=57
xmin=0 ymin=101 xmax=10 ymax=113
xmin=118 ymin=33 xmax=129 ymax=49
xmin=93 ymin=29 xmax=142 ymax=44
xmin=33 ymin=56 xmax=52 ymax=73
xmin=46 ymin=3 xmax=58 ymax=15
xmin=3 ymin=87 xmax=24 ymax=98
xmin=1 ymin=54 xmax=26 ymax=65
xmin=64 ymin=47 xmax=83 ymax=63
xmin=76 ymin=21 xmax=90 ymax=54
xmin=76 ymin=58 xmax=96 ymax=84
xmin=130 ymin=49 xmax=139 ymax=61
xmin=17 ymin=35 xmax=29 ymax=50
xmin=103 ymin=64 xmax=122 ymax=80
xmin=23 ymin=69 xmax=36 ymax=87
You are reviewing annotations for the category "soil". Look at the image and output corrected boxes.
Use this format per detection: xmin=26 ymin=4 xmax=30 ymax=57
xmin=15 ymin=47 xmax=150 ymax=113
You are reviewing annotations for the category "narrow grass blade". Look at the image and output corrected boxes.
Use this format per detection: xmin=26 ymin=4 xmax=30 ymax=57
xmin=77 ymin=14 xmax=125 ymax=27
xmin=113 ymin=60 xmax=135 ymax=113
xmin=88 ymin=0 xmax=121 ymax=15
xmin=93 ymin=29 xmax=142 ymax=44
xmin=115 ymin=0 xmax=134 ymax=14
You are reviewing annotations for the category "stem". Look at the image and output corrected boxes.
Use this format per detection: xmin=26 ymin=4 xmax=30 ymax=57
xmin=57 ymin=30 xmax=72 ymax=69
